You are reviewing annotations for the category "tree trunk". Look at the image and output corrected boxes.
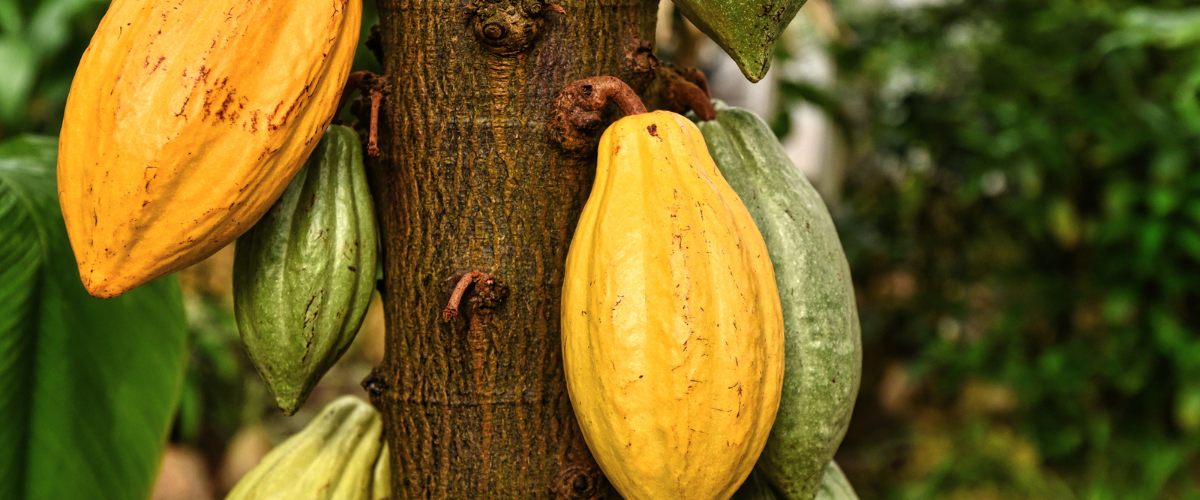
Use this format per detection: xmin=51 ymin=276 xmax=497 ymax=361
xmin=368 ymin=0 xmax=658 ymax=497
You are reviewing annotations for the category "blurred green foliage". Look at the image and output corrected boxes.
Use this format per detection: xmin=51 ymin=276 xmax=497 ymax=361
xmin=0 ymin=0 xmax=108 ymax=136
xmin=806 ymin=0 xmax=1200 ymax=498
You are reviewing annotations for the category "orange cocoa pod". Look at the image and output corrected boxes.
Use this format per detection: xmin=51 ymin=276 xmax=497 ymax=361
xmin=57 ymin=0 xmax=362 ymax=298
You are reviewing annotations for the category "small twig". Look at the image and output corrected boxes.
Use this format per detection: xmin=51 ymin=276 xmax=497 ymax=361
xmin=338 ymin=72 xmax=390 ymax=157
xmin=443 ymin=271 xmax=485 ymax=321
xmin=368 ymin=90 xmax=383 ymax=157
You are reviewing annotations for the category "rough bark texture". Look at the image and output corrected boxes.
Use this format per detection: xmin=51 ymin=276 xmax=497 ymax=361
xmin=370 ymin=0 xmax=658 ymax=497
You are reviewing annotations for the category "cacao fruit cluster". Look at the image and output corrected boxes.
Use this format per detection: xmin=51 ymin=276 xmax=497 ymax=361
xmin=226 ymin=396 xmax=390 ymax=500
xmin=57 ymin=0 xmax=860 ymax=492
xmin=558 ymin=77 xmax=861 ymax=500
xmin=59 ymin=0 xmax=376 ymax=415
xmin=58 ymin=0 xmax=361 ymax=298
xmin=59 ymin=0 xmax=386 ymax=486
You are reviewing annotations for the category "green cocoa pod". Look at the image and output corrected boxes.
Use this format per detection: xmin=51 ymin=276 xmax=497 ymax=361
xmin=693 ymin=102 xmax=862 ymax=500
xmin=233 ymin=125 xmax=378 ymax=416
xmin=370 ymin=445 xmax=391 ymax=500
xmin=226 ymin=396 xmax=390 ymax=500
xmin=729 ymin=462 xmax=864 ymax=498
xmin=735 ymin=463 xmax=859 ymax=500
xmin=733 ymin=469 xmax=780 ymax=500
xmin=815 ymin=462 xmax=858 ymax=500
xmin=672 ymin=0 xmax=807 ymax=82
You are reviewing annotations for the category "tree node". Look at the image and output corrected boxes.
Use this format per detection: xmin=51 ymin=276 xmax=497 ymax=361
xmin=548 ymin=76 xmax=647 ymax=153
xmin=657 ymin=63 xmax=715 ymax=121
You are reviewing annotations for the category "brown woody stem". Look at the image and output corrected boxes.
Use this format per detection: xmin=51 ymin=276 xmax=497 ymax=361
xmin=669 ymin=78 xmax=715 ymax=121
xmin=659 ymin=65 xmax=716 ymax=121
xmin=678 ymin=66 xmax=711 ymax=98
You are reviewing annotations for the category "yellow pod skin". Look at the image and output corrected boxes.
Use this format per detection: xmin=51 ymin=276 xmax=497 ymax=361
xmin=562 ymin=111 xmax=785 ymax=500
xmin=57 ymin=0 xmax=361 ymax=298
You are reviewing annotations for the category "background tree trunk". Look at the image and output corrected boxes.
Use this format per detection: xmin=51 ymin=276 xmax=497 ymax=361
xmin=369 ymin=0 xmax=658 ymax=497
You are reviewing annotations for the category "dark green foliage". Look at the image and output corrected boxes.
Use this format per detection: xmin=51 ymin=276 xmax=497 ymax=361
xmin=0 ymin=135 xmax=189 ymax=500
xmin=803 ymin=0 xmax=1200 ymax=497
xmin=0 ymin=0 xmax=109 ymax=137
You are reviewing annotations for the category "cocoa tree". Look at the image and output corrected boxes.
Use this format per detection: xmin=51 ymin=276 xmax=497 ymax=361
xmin=364 ymin=0 xmax=660 ymax=496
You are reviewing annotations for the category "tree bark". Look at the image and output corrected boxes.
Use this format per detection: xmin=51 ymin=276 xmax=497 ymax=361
xmin=369 ymin=0 xmax=658 ymax=497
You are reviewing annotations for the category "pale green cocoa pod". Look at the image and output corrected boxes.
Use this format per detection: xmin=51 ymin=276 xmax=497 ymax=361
xmin=233 ymin=125 xmax=378 ymax=416
xmin=815 ymin=462 xmax=858 ymax=500
xmin=226 ymin=396 xmax=389 ymax=500
xmin=370 ymin=446 xmax=391 ymax=500
xmin=733 ymin=469 xmax=780 ymax=500
xmin=734 ymin=462 xmax=859 ymax=500
xmin=694 ymin=102 xmax=862 ymax=500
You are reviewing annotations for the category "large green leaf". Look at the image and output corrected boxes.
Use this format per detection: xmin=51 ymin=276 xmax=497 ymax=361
xmin=0 ymin=135 xmax=188 ymax=500
xmin=0 ymin=37 xmax=36 ymax=123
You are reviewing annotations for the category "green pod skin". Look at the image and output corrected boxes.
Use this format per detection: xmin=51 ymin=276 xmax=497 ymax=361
xmin=694 ymin=102 xmax=862 ymax=500
xmin=815 ymin=462 xmax=858 ymax=500
xmin=226 ymin=396 xmax=384 ymax=500
xmin=735 ymin=463 xmax=859 ymax=500
xmin=671 ymin=0 xmax=807 ymax=82
xmin=233 ymin=125 xmax=378 ymax=416
xmin=733 ymin=469 xmax=780 ymax=500
xmin=369 ymin=444 xmax=391 ymax=500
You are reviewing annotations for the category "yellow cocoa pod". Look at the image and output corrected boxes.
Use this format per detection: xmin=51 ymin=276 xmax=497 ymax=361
xmin=226 ymin=396 xmax=389 ymax=500
xmin=562 ymin=110 xmax=785 ymax=500
xmin=57 ymin=0 xmax=361 ymax=298
xmin=370 ymin=446 xmax=391 ymax=500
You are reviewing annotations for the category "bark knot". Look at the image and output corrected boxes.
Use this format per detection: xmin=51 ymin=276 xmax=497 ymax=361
xmin=548 ymin=76 xmax=647 ymax=154
xmin=467 ymin=0 xmax=552 ymax=55
xmin=553 ymin=464 xmax=605 ymax=499
xmin=622 ymin=36 xmax=660 ymax=93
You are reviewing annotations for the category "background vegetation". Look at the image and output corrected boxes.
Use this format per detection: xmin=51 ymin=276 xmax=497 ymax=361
xmin=814 ymin=1 xmax=1200 ymax=499
xmin=3 ymin=0 xmax=1200 ymax=498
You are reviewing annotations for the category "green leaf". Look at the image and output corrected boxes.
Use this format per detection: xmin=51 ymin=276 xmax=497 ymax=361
xmin=0 ymin=0 xmax=22 ymax=36
xmin=0 ymin=135 xmax=188 ymax=500
xmin=27 ymin=0 xmax=108 ymax=57
xmin=1099 ymin=7 xmax=1200 ymax=51
xmin=0 ymin=37 xmax=36 ymax=123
